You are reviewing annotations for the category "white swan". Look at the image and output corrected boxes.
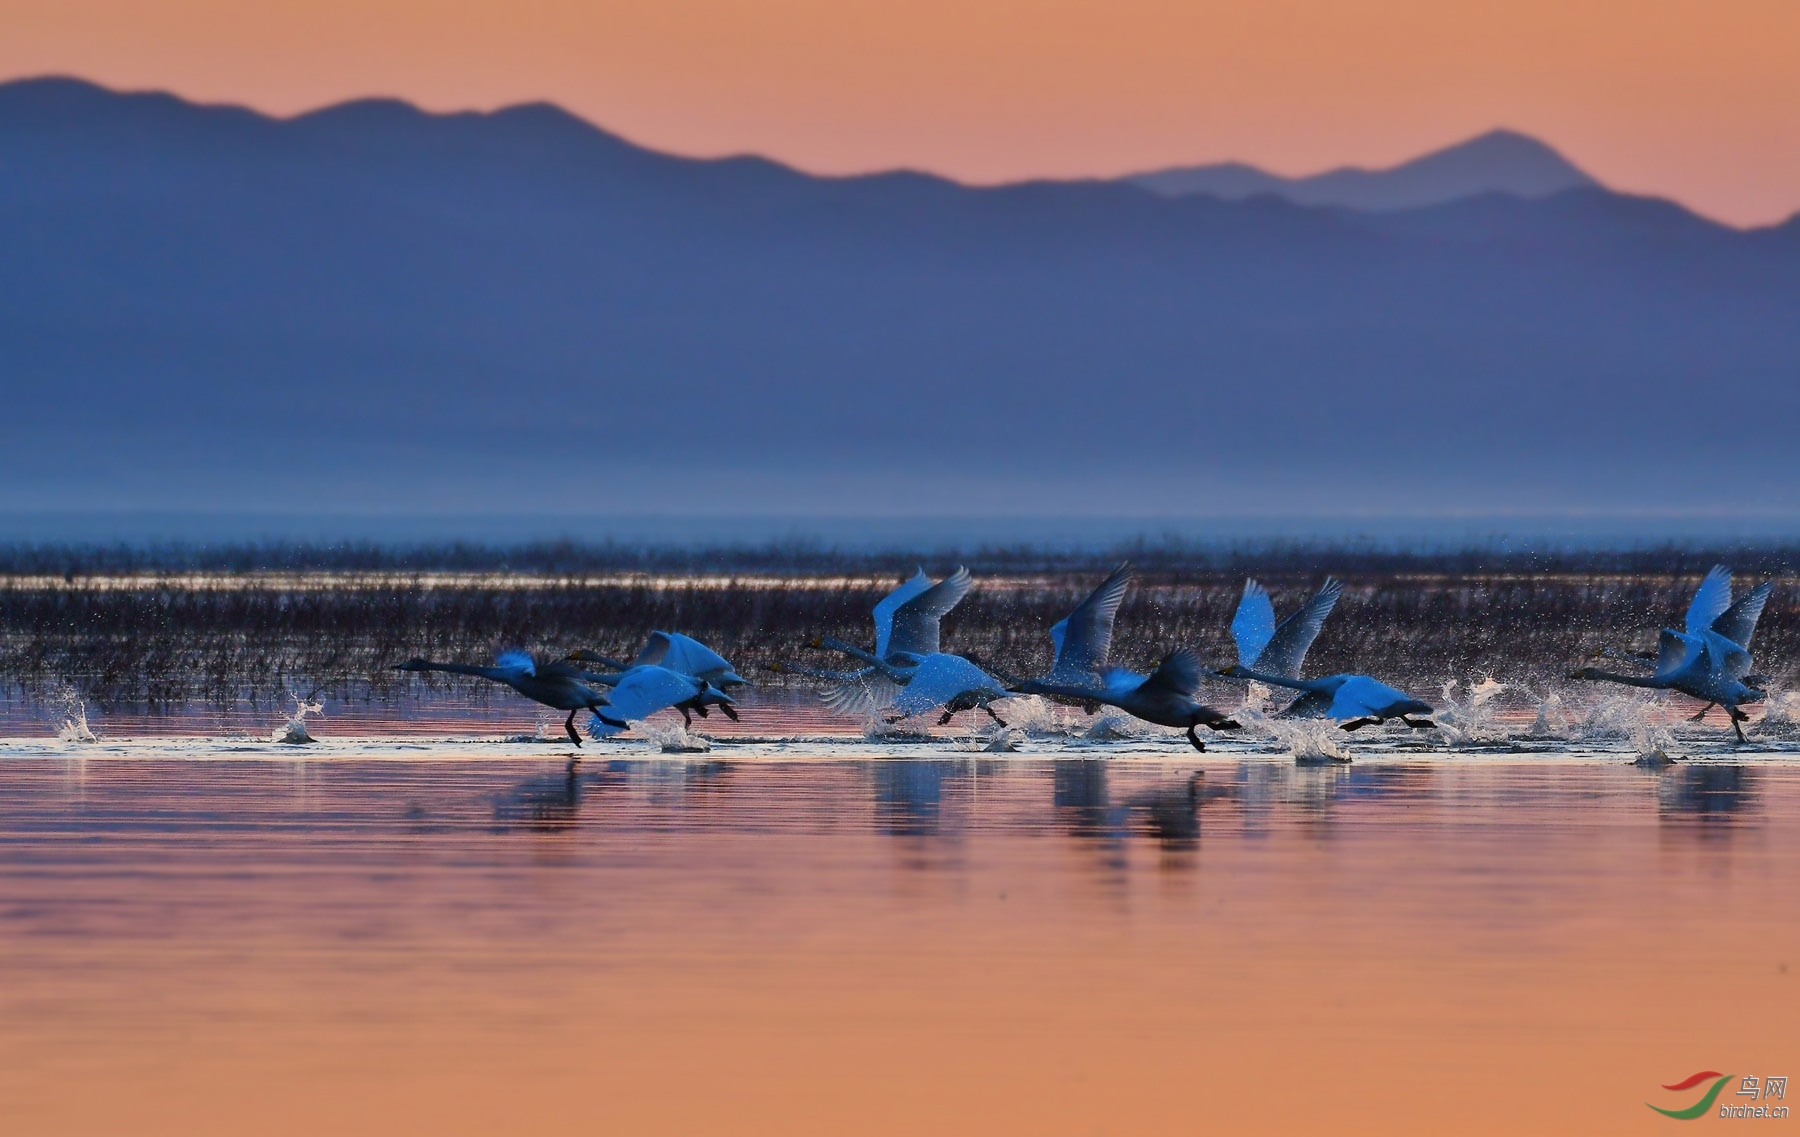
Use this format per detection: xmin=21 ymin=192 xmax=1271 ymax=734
xmin=1008 ymin=649 xmax=1241 ymax=751
xmin=391 ymin=651 xmax=611 ymax=745
xmin=569 ymin=631 xmax=746 ymax=725
xmin=1009 ymin=562 xmax=1132 ymax=703
xmin=585 ymin=665 xmax=733 ymax=739
xmin=792 ymin=566 xmax=976 ymax=714
xmin=885 ymin=653 xmax=1011 ymax=727
xmin=1218 ymin=578 xmax=1435 ymax=730
xmin=1572 ymin=564 xmax=1773 ymax=741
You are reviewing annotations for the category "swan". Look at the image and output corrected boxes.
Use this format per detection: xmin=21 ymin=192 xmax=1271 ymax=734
xmin=569 ymin=631 xmax=747 ymax=725
xmin=391 ymin=651 xmax=612 ymax=745
xmin=885 ymin=653 xmax=1011 ymax=727
xmin=1007 ymin=649 xmax=1241 ymax=751
xmin=1217 ymin=578 xmax=1435 ymax=730
xmin=791 ymin=566 xmax=975 ymax=714
xmin=1008 ymin=562 xmax=1133 ymax=707
xmin=1571 ymin=565 xmax=1773 ymax=741
xmin=585 ymin=665 xmax=733 ymax=739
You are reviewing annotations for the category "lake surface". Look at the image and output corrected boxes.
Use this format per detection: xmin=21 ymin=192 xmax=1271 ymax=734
xmin=2 ymin=739 xmax=1796 ymax=1136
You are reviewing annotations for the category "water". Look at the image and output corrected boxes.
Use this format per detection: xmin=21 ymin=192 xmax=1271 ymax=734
xmin=1 ymin=740 xmax=1796 ymax=1135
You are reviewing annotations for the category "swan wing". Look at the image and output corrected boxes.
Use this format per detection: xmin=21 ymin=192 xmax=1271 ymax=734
xmin=1711 ymin=579 xmax=1773 ymax=650
xmin=1258 ymin=577 xmax=1343 ymax=680
xmin=887 ymin=566 xmax=974 ymax=659
xmin=890 ymin=654 xmax=1003 ymax=718
xmin=1653 ymin=629 xmax=1697 ymax=680
xmin=1230 ymin=579 xmax=1276 ymax=669
xmin=1102 ymin=667 xmax=1148 ymax=696
xmin=1143 ymin=649 xmax=1204 ymax=697
xmin=1277 ymin=689 xmax=1337 ymax=719
xmin=1327 ymin=675 xmax=1409 ymax=719
xmin=872 ymin=568 xmax=933 ymax=659
xmin=601 ymin=665 xmax=702 ymax=721
xmin=633 ymin=631 xmax=735 ymax=680
xmin=493 ymin=651 xmax=537 ymax=679
xmin=1685 ymin=565 xmax=1733 ymax=636
xmin=821 ymin=669 xmax=903 ymax=717
xmin=1046 ymin=562 xmax=1132 ymax=681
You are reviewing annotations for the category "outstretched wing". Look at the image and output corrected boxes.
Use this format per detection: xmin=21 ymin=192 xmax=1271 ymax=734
xmin=890 ymin=654 xmax=1003 ymax=719
xmin=494 ymin=651 xmax=537 ymax=679
xmin=1230 ymin=579 xmax=1276 ymax=669
xmin=600 ymin=665 xmax=703 ymax=721
xmin=633 ymin=631 xmax=737 ymax=681
xmin=1653 ymin=629 xmax=1695 ymax=680
xmin=1046 ymin=562 xmax=1132 ymax=682
xmin=821 ymin=669 xmax=903 ymax=717
xmin=1142 ymin=649 xmax=1203 ymax=697
xmin=887 ymin=567 xmax=975 ymax=659
xmin=1276 ymin=689 xmax=1337 ymax=719
xmin=1685 ymin=565 xmax=1733 ymax=637
xmin=1258 ymin=577 xmax=1342 ymax=680
xmin=1711 ymin=579 xmax=1773 ymax=650
xmin=872 ymin=568 xmax=933 ymax=659
xmin=1102 ymin=667 xmax=1148 ymax=696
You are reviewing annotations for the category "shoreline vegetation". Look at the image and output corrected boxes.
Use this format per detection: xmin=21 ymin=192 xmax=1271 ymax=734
xmin=1 ymin=540 xmax=1795 ymax=712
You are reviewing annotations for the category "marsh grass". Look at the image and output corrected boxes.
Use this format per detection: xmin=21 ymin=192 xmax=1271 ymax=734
xmin=3 ymin=544 xmax=1795 ymax=713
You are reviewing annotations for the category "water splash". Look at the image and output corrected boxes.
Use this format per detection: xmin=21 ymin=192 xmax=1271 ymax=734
xmin=1530 ymin=690 xmax=1572 ymax=737
xmin=640 ymin=718 xmax=712 ymax=753
xmin=1265 ymin=718 xmax=1354 ymax=764
xmin=1574 ymin=690 xmax=1675 ymax=761
xmin=49 ymin=683 xmax=97 ymax=743
xmin=271 ymin=687 xmax=325 ymax=745
xmin=1434 ymin=677 xmax=1510 ymax=748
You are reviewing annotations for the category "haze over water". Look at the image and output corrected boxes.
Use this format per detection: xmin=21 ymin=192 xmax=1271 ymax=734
xmin=2 ymin=746 xmax=1795 ymax=1135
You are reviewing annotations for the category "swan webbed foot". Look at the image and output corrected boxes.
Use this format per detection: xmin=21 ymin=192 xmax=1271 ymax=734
xmin=1688 ymin=703 xmax=1716 ymax=722
xmin=562 ymin=710 xmax=583 ymax=747
xmin=982 ymin=705 xmax=1007 ymax=727
xmin=1209 ymin=718 xmax=1242 ymax=732
xmin=937 ymin=710 xmax=955 ymax=726
xmin=1401 ymin=716 xmax=1436 ymax=729
xmin=1339 ymin=717 xmax=1378 ymax=732
xmin=1184 ymin=725 xmax=1207 ymax=752
xmin=722 ymin=704 xmax=740 ymax=721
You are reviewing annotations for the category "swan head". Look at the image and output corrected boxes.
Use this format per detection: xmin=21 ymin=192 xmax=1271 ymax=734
xmin=1569 ymin=667 xmax=1602 ymax=681
xmin=806 ymin=635 xmax=825 ymax=650
xmin=1217 ymin=664 xmax=1244 ymax=678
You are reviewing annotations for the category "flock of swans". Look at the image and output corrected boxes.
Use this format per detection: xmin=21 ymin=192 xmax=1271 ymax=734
xmin=392 ymin=563 xmax=1778 ymax=749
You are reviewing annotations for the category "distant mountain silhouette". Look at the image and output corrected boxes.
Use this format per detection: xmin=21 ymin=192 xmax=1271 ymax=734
xmin=1125 ymin=129 xmax=1599 ymax=210
xmin=1 ymin=77 xmax=1797 ymax=524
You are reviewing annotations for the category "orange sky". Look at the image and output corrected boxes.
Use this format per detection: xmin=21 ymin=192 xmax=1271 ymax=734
xmin=3 ymin=0 xmax=1798 ymax=226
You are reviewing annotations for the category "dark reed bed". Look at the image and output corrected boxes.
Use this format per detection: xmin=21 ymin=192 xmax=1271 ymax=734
xmin=2 ymin=540 xmax=1796 ymax=714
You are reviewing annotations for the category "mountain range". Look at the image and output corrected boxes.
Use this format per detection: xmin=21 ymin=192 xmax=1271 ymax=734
xmin=2 ymin=76 xmax=1797 ymax=526
xmin=1122 ymin=129 xmax=1599 ymax=210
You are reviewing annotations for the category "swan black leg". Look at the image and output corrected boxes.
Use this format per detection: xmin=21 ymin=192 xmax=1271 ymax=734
xmin=982 ymin=704 xmax=1007 ymax=727
xmin=563 ymin=709 xmax=582 ymax=747
xmin=721 ymin=704 xmax=739 ymax=721
xmin=1729 ymin=706 xmax=1748 ymax=744
xmin=937 ymin=709 xmax=956 ymax=726
xmin=1185 ymin=725 xmax=1206 ymax=752
xmin=1689 ymin=703 xmax=1716 ymax=722
xmin=679 ymin=705 xmax=693 ymax=726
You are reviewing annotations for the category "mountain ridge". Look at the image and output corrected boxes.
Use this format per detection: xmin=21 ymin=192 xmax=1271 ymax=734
xmin=0 ymin=77 xmax=1796 ymax=521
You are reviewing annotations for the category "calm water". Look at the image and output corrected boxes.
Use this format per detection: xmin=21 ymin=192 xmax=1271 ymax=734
xmin=2 ymin=742 xmax=1796 ymax=1136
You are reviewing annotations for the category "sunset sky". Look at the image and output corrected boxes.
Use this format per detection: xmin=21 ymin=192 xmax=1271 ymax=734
xmin=3 ymin=0 xmax=1798 ymax=226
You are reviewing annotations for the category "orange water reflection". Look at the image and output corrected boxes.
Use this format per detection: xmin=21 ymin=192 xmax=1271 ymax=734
xmin=1 ymin=756 xmax=1795 ymax=1134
